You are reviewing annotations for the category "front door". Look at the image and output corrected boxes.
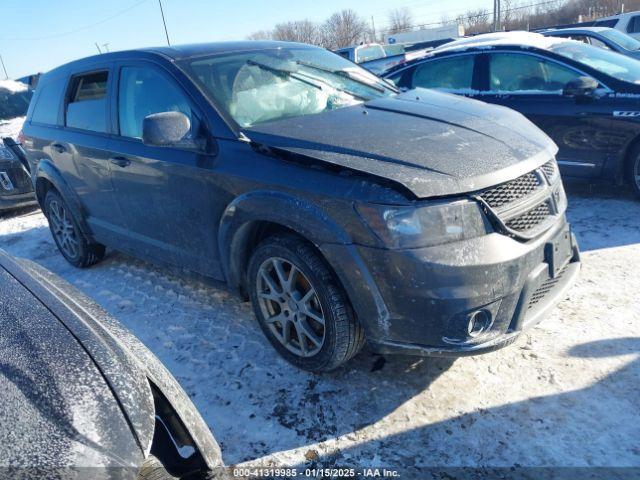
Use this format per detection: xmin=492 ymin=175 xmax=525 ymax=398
xmin=476 ymin=52 xmax=613 ymax=179
xmin=106 ymin=63 xmax=223 ymax=277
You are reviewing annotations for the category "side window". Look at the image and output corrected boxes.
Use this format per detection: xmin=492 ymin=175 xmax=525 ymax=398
xmin=118 ymin=66 xmax=192 ymax=139
xmin=31 ymin=75 xmax=68 ymax=126
xmin=588 ymin=37 xmax=611 ymax=50
xmin=411 ymin=55 xmax=475 ymax=91
xmin=489 ymin=53 xmax=583 ymax=93
xmin=66 ymin=71 xmax=108 ymax=132
xmin=627 ymin=16 xmax=640 ymax=33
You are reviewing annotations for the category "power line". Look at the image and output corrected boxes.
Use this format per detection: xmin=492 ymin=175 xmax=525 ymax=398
xmin=0 ymin=0 xmax=149 ymax=41
xmin=158 ymin=0 xmax=171 ymax=46
xmin=376 ymin=0 xmax=559 ymax=34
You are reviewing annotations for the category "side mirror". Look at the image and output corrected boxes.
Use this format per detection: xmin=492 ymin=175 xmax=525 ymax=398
xmin=142 ymin=111 xmax=193 ymax=148
xmin=563 ymin=76 xmax=598 ymax=98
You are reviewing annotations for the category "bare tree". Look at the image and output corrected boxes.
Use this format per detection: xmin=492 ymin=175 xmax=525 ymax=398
xmin=322 ymin=9 xmax=368 ymax=50
xmin=246 ymin=30 xmax=272 ymax=41
xmin=272 ymin=20 xmax=322 ymax=45
xmin=456 ymin=8 xmax=491 ymax=34
xmin=387 ymin=7 xmax=413 ymax=35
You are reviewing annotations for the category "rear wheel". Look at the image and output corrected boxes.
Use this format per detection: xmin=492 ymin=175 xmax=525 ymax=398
xmin=248 ymin=235 xmax=364 ymax=372
xmin=44 ymin=190 xmax=105 ymax=268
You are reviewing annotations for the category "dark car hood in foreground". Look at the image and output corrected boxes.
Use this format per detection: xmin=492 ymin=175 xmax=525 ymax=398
xmin=245 ymin=89 xmax=557 ymax=198
xmin=0 ymin=251 xmax=221 ymax=472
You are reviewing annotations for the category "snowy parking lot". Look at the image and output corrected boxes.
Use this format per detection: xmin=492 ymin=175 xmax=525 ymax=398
xmin=1 ymin=122 xmax=639 ymax=474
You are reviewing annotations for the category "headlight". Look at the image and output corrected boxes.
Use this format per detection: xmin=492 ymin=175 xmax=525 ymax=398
xmin=356 ymin=199 xmax=489 ymax=249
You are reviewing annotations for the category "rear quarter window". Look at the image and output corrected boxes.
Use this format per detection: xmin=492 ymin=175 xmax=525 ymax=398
xmin=65 ymin=71 xmax=109 ymax=133
xmin=31 ymin=75 xmax=67 ymax=126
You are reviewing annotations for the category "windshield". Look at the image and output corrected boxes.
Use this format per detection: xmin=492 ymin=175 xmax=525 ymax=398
xmin=599 ymin=29 xmax=640 ymax=51
xmin=181 ymin=47 xmax=395 ymax=128
xmin=550 ymin=41 xmax=640 ymax=84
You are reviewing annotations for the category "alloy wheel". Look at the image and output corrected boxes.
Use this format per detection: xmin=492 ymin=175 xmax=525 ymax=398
xmin=48 ymin=200 xmax=79 ymax=259
xmin=256 ymin=257 xmax=326 ymax=357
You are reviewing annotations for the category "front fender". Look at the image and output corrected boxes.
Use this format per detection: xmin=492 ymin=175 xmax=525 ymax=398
xmin=35 ymin=159 xmax=93 ymax=238
xmin=218 ymin=190 xmax=352 ymax=288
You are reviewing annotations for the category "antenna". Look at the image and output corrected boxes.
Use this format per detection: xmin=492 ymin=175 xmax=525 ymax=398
xmin=0 ymin=54 xmax=9 ymax=79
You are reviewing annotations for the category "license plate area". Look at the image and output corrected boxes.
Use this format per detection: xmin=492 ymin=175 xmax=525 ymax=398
xmin=545 ymin=226 xmax=573 ymax=278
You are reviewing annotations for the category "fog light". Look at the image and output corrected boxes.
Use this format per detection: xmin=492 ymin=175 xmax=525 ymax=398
xmin=467 ymin=309 xmax=492 ymax=338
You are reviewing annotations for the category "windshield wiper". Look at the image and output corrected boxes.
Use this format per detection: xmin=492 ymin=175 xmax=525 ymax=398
xmin=246 ymin=60 xmax=322 ymax=90
xmin=296 ymin=60 xmax=397 ymax=93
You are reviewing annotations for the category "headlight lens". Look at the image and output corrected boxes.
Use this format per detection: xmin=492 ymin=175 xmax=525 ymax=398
xmin=356 ymin=199 xmax=489 ymax=249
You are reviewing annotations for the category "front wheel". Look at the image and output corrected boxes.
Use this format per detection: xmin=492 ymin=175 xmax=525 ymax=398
xmin=627 ymin=149 xmax=640 ymax=199
xmin=248 ymin=235 xmax=364 ymax=372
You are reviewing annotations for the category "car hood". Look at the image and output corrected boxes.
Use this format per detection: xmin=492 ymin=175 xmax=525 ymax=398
xmin=244 ymin=89 xmax=558 ymax=198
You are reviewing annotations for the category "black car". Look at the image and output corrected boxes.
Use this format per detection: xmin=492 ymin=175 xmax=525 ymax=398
xmin=384 ymin=31 xmax=640 ymax=198
xmin=0 ymin=137 xmax=36 ymax=212
xmin=21 ymin=41 xmax=580 ymax=372
xmin=539 ymin=26 xmax=640 ymax=60
xmin=0 ymin=249 xmax=222 ymax=478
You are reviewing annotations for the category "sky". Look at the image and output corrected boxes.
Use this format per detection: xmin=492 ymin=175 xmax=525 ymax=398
xmin=0 ymin=0 xmax=491 ymax=79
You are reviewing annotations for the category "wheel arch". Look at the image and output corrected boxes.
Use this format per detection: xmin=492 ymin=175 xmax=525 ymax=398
xmin=35 ymin=159 xmax=93 ymax=238
xmin=623 ymin=133 xmax=640 ymax=185
xmin=218 ymin=191 xmax=352 ymax=296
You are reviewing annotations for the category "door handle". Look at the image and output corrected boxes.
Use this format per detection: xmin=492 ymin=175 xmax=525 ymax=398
xmin=51 ymin=143 xmax=67 ymax=153
xmin=109 ymin=156 xmax=131 ymax=168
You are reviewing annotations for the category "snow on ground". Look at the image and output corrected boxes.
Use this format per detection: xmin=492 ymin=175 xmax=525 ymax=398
xmin=0 ymin=122 xmax=638 ymax=471
xmin=0 ymin=116 xmax=25 ymax=140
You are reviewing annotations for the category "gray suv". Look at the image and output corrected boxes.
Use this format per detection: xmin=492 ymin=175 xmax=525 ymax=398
xmin=21 ymin=41 xmax=580 ymax=371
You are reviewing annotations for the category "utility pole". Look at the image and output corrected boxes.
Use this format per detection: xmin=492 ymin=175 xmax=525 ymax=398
xmin=371 ymin=16 xmax=377 ymax=43
xmin=158 ymin=0 xmax=171 ymax=46
xmin=493 ymin=0 xmax=502 ymax=32
xmin=0 ymin=54 xmax=8 ymax=80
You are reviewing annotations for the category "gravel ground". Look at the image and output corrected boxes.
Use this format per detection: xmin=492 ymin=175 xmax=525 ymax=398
xmin=1 ymin=120 xmax=639 ymax=474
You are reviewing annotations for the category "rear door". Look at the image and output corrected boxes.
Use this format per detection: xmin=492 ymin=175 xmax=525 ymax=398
xmin=106 ymin=61 xmax=222 ymax=277
xmin=61 ymin=67 xmax=127 ymax=238
xmin=475 ymin=51 xmax=613 ymax=179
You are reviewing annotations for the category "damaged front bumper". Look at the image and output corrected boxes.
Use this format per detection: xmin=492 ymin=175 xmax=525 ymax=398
xmin=321 ymin=216 xmax=580 ymax=357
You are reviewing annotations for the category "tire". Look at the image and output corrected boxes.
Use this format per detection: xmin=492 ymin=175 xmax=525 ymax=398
xmin=627 ymin=148 xmax=640 ymax=199
xmin=137 ymin=455 xmax=178 ymax=480
xmin=44 ymin=189 xmax=105 ymax=268
xmin=248 ymin=234 xmax=365 ymax=372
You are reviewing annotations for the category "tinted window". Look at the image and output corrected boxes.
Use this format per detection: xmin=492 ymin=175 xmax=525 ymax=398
xmin=31 ymin=76 xmax=67 ymax=125
xmin=627 ymin=16 xmax=640 ymax=33
xmin=550 ymin=41 xmax=640 ymax=83
xmin=411 ymin=55 xmax=475 ymax=91
xmin=594 ymin=19 xmax=619 ymax=28
xmin=489 ymin=53 xmax=582 ymax=92
xmin=118 ymin=66 xmax=192 ymax=139
xmin=66 ymin=71 xmax=108 ymax=132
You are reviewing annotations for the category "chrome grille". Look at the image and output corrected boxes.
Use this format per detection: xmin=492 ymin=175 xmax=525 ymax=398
xmin=480 ymin=171 xmax=541 ymax=209
xmin=505 ymin=201 xmax=551 ymax=234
